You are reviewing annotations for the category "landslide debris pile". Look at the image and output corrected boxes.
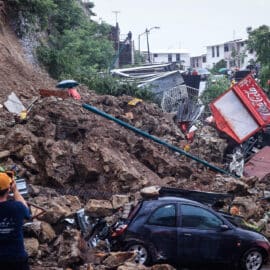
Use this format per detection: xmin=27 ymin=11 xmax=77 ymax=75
xmin=1 ymin=91 xmax=218 ymax=197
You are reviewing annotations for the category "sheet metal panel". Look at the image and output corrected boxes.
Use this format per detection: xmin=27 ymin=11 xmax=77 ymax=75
xmin=244 ymin=146 xmax=270 ymax=180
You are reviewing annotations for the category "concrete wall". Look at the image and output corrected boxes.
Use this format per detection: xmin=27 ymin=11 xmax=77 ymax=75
xmin=150 ymin=52 xmax=190 ymax=69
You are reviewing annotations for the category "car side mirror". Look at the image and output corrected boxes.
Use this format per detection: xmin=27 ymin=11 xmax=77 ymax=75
xmin=220 ymin=224 xmax=230 ymax=231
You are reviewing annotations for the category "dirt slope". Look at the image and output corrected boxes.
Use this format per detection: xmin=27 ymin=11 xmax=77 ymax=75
xmin=0 ymin=8 xmax=55 ymax=104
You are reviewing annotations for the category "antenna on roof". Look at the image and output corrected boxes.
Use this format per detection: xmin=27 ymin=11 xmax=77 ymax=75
xmin=112 ymin=10 xmax=120 ymax=24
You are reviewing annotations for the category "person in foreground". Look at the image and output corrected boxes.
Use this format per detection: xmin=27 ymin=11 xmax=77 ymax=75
xmin=0 ymin=172 xmax=31 ymax=270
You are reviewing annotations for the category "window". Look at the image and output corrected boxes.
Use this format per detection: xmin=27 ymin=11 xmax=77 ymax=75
xmin=181 ymin=205 xmax=223 ymax=230
xmin=176 ymin=53 xmax=180 ymax=62
xmin=212 ymin=47 xmax=215 ymax=57
xmin=168 ymin=54 xmax=172 ymax=62
xmin=216 ymin=46 xmax=219 ymax=57
xmin=202 ymin=56 xmax=206 ymax=63
xmin=148 ymin=204 xmax=176 ymax=227
xmin=154 ymin=53 xmax=158 ymax=57
xmin=224 ymin=44 xmax=229 ymax=52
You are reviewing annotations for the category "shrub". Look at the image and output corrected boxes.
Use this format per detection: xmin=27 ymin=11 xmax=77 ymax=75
xmin=200 ymin=76 xmax=230 ymax=114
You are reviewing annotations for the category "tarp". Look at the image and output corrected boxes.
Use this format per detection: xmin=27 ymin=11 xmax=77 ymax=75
xmin=210 ymin=75 xmax=270 ymax=143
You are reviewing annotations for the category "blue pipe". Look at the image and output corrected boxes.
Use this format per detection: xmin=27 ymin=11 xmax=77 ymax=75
xmin=82 ymin=103 xmax=232 ymax=176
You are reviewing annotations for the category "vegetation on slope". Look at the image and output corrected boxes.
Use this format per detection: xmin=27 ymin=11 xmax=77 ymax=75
xmin=7 ymin=0 xmax=153 ymax=100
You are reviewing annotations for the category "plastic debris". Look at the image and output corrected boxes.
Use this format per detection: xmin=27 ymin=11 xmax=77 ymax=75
xmin=4 ymin=92 xmax=26 ymax=114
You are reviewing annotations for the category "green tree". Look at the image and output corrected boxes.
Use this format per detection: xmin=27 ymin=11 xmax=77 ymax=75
xmin=247 ymin=25 xmax=270 ymax=88
xmin=50 ymin=0 xmax=86 ymax=35
xmin=37 ymin=23 xmax=115 ymax=78
xmin=200 ymin=76 xmax=230 ymax=115
xmin=211 ymin=59 xmax=227 ymax=74
xmin=247 ymin=25 xmax=270 ymax=65
xmin=7 ymin=0 xmax=56 ymax=28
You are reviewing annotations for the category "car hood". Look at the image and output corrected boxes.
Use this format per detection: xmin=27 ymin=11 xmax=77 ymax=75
xmin=235 ymin=227 xmax=268 ymax=241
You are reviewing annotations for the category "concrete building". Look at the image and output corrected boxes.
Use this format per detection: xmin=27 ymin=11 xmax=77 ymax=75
xmin=190 ymin=54 xmax=207 ymax=69
xmin=109 ymin=24 xmax=134 ymax=68
xmin=145 ymin=49 xmax=190 ymax=69
xmin=206 ymin=39 xmax=256 ymax=69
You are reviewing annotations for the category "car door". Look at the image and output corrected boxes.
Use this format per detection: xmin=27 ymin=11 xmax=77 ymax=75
xmin=143 ymin=203 xmax=178 ymax=264
xmin=177 ymin=204 xmax=239 ymax=265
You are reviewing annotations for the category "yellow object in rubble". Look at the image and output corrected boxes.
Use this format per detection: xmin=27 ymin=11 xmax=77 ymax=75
xmin=20 ymin=110 xmax=27 ymax=120
xmin=128 ymin=98 xmax=143 ymax=106
xmin=184 ymin=144 xmax=190 ymax=152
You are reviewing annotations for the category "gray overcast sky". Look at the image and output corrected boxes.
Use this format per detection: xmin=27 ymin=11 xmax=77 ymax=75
xmin=92 ymin=0 xmax=270 ymax=56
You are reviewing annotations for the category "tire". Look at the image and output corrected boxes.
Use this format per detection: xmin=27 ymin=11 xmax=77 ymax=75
xmin=241 ymin=248 xmax=264 ymax=270
xmin=125 ymin=241 xmax=151 ymax=265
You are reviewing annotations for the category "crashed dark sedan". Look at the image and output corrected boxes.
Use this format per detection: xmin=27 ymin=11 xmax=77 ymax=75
xmin=112 ymin=197 xmax=270 ymax=270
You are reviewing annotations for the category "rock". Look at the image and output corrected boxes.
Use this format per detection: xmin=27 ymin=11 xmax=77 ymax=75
xmin=102 ymin=251 xmax=136 ymax=268
xmin=151 ymin=264 xmax=176 ymax=270
xmin=84 ymin=250 xmax=108 ymax=265
xmin=117 ymin=262 xmax=148 ymax=270
xmin=140 ymin=186 xmax=160 ymax=198
xmin=112 ymin=194 xmax=130 ymax=209
xmin=40 ymin=221 xmax=56 ymax=243
xmin=224 ymin=177 xmax=249 ymax=195
xmin=24 ymin=237 xmax=39 ymax=258
xmin=23 ymin=154 xmax=37 ymax=169
xmin=0 ymin=150 xmax=10 ymax=159
xmin=32 ymin=195 xmax=81 ymax=224
xmin=23 ymin=221 xmax=55 ymax=243
xmin=85 ymin=199 xmax=113 ymax=217
xmin=57 ymin=229 xmax=85 ymax=267
xmin=79 ymin=264 xmax=95 ymax=270
xmin=33 ymin=115 xmax=46 ymax=122
xmin=18 ymin=144 xmax=33 ymax=157
xmin=233 ymin=197 xmax=261 ymax=219
xmin=23 ymin=221 xmax=42 ymax=238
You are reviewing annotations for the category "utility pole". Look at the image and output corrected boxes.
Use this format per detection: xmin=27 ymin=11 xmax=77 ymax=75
xmin=112 ymin=11 xmax=120 ymax=68
xmin=137 ymin=26 xmax=159 ymax=63
xmin=146 ymin=28 xmax=150 ymax=63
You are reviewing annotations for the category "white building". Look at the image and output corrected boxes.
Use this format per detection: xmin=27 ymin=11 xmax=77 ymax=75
xmin=144 ymin=49 xmax=190 ymax=69
xmin=190 ymin=54 xmax=207 ymax=69
xmin=206 ymin=39 xmax=256 ymax=69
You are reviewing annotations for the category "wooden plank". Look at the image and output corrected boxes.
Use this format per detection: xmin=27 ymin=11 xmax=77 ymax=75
xmin=39 ymin=89 xmax=69 ymax=98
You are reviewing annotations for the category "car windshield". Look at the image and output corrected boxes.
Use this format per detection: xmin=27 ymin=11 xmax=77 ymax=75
xmin=197 ymin=68 xmax=210 ymax=74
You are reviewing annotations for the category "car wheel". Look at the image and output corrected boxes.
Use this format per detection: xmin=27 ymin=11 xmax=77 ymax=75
xmin=241 ymin=248 xmax=263 ymax=270
xmin=126 ymin=242 xmax=151 ymax=265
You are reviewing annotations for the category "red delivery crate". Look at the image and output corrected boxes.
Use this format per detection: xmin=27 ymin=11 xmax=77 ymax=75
xmin=210 ymin=75 xmax=270 ymax=143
